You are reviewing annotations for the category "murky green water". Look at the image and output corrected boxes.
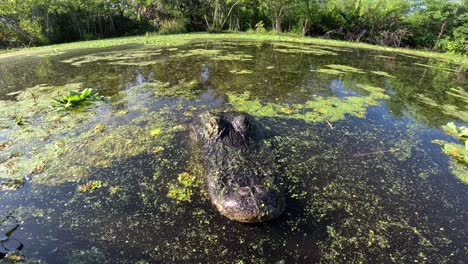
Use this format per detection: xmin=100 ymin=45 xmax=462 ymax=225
xmin=0 ymin=40 xmax=467 ymax=263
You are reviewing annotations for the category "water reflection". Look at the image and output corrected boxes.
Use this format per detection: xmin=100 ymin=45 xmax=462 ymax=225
xmin=0 ymin=40 xmax=466 ymax=263
xmin=0 ymin=213 xmax=23 ymax=260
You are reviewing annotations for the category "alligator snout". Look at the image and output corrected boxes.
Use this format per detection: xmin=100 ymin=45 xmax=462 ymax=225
xmin=211 ymin=183 xmax=284 ymax=223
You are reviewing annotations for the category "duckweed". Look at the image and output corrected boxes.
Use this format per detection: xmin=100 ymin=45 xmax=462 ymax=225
xmin=228 ymin=85 xmax=388 ymax=123
xmin=78 ymin=180 xmax=103 ymax=192
xmin=229 ymin=69 xmax=253 ymax=74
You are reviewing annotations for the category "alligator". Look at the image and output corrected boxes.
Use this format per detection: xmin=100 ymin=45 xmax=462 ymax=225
xmin=190 ymin=111 xmax=285 ymax=223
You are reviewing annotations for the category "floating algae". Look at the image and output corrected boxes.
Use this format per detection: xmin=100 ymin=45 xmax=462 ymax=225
xmin=212 ymin=54 xmax=254 ymax=61
xmin=311 ymin=64 xmax=366 ymax=75
xmin=170 ymin=49 xmax=222 ymax=58
xmin=0 ymin=82 xmax=181 ymax=186
xmin=274 ymin=48 xmax=337 ymax=56
xmin=228 ymin=83 xmax=389 ymax=123
xmin=312 ymin=68 xmax=346 ymax=75
xmin=446 ymin=87 xmax=468 ymax=104
xmin=272 ymin=42 xmax=342 ymax=54
xmin=78 ymin=180 xmax=103 ymax=193
xmin=229 ymin=69 xmax=253 ymax=74
xmin=326 ymin=64 xmax=365 ymax=74
xmin=433 ymin=122 xmax=468 ymax=184
xmin=0 ymin=177 xmax=25 ymax=191
xmin=371 ymin=71 xmax=396 ymax=78
xmin=61 ymin=49 xmax=163 ymax=67
xmin=0 ymin=39 xmax=467 ymax=263
xmin=129 ymin=79 xmax=202 ymax=99
xmin=413 ymin=93 xmax=468 ymax=122
xmin=167 ymin=172 xmax=199 ymax=202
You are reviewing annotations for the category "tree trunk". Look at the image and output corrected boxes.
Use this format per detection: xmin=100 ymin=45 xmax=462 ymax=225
xmin=275 ymin=16 xmax=281 ymax=32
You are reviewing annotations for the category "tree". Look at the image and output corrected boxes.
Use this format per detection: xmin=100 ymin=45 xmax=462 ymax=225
xmin=259 ymin=0 xmax=294 ymax=32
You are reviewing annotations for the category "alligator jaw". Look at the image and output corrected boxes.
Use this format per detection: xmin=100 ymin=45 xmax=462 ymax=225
xmin=211 ymin=185 xmax=285 ymax=223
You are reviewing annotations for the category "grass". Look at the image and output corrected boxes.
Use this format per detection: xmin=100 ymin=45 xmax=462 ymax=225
xmin=1 ymin=32 xmax=467 ymax=68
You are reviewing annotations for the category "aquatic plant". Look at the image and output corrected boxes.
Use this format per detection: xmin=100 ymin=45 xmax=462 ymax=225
xmin=371 ymin=71 xmax=395 ymax=78
xmin=52 ymin=88 xmax=105 ymax=110
xmin=0 ymin=178 xmax=25 ymax=191
xmin=274 ymin=48 xmax=337 ymax=56
xmin=150 ymin=128 xmax=162 ymax=136
xmin=171 ymin=49 xmax=222 ymax=58
xmin=177 ymin=172 xmax=196 ymax=186
xmin=446 ymin=87 xmax=468 ymax=104
xmin=228 ymin=88 xmax=388 ymax=123
xmin=15 ymin=114 xmax=26 ymax=126
xmin=109 ymin=186 xmax=121 ymax=196
xmin=78 ymin=180 xmax=103 ymax=192
xmin=434 ymin=122 xmax=468 ymax=184
xmin=3 ymin=253 xmax=24 ymax=262
xmin=167 ymin=172 xmax=198 ymax=202
xmin=442 ymin=122 xmax=468 ymax=143
xmin=212 ymin=53 xmax=254 ymax=61
xmin=326 ymin=64 xmax=365 ymax=74
xmin=229 ymin=69 xmax=253 ymax=74
xmin=61 ymin=49 xmax=163 ymax=67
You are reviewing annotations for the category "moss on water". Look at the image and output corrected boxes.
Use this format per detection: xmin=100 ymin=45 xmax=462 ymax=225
xmin=228 ymin=86 xmax=388 ymax=123
xmin=128 ymin=79 xmax=201 ymax=99
xmin=446 ymin=87 xmax=468 ymax=104
xmin=170 ymin=49 xmax=222 ymax=58
xmin=326 ymin=64 xmax=365 ymax=74
xmin=449 ymin=161 xmax=468 ymax=184
xmin=274 ymin=48 xmax=337 ymax=56
xmin=0 ymin=81 xmax=179 ymax=186
xmin=414 ymin=93 xmax=468 ymax=122
xmin=229 ymin=69 xmax=253 ymax=74
xmin=61 ymin=49 xmax=163 ymax=67
xmin=0 ymin=177 xmax=25 ymax=191
xmin=371 ymin=71 xmax=395 ymax=78
xmin=434 ymin=122 xmax=468 ymax=184
xmin=312 ymin=64 xmax=367 ymax=76
xmin=0 ymin=37 xmax=466 ymax=263
xmin=212 ymin=53 xmax=253 ymax=61
xmin=78 ymin=180 xmax=103 ymax=193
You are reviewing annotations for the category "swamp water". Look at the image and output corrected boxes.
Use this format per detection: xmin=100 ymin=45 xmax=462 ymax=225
xmin=0 ymin=39 xmax=467 ymax=263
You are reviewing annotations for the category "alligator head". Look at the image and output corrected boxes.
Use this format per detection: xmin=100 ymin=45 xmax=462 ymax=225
xmin=191 ymin=112 xmax=285 ymax=223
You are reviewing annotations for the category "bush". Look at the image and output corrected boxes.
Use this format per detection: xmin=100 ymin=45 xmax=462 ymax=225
xmin=254 ymin=21 xmax=267 ymax=34
xmin=159 ymin=19 xmax=187 ymax=35
xmin=436 ymin=37 xmax=467 ymax=54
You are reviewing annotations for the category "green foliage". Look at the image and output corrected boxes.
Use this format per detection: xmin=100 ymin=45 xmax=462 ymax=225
xmin=0 ymin=0 xmax=466 ymax=53
xmin=255 ymin=21 xmax=267 ymax=34
xmin=159 ymin=19 xmax=187 ymax=35
xmin=15 ymin=114 xmax=24 ymax=126
xmin=52 ymin=88 xmax=105 ymax=110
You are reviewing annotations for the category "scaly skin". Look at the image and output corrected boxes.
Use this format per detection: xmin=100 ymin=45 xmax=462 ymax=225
xmin=191 ymin=112 xmax=285 ymax=223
